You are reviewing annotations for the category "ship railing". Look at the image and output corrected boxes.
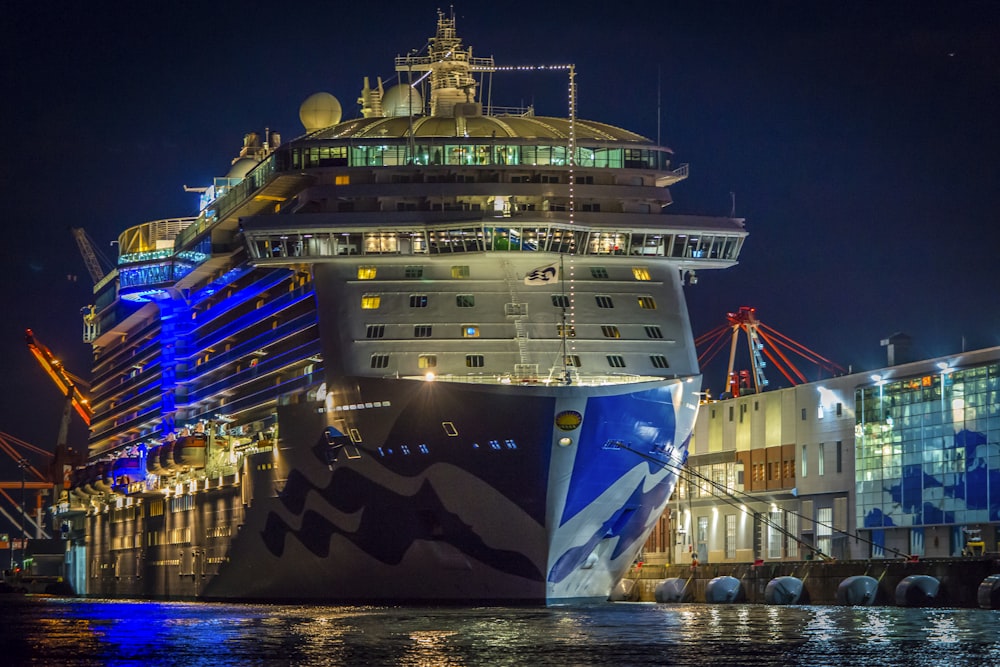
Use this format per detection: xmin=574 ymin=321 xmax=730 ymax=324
xmin=399 ymin=372 xmax=667 ymax=387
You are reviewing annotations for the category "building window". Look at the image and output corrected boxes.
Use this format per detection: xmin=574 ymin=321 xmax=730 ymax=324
xmin=466 ymin=354 xmax=485 ymax=368
xmin=818 ymin=442 xmax=826 ymax=476
xmin=816 ymin=507 xmax=832 ymax=557
xmin=632 ymin=267 xmax=651 ymax=281
xmin=637 ymin=296 xmax=656 ymax=309
xmin=418 ymin=355 xmax=437 ymax=369
xmin=786 ymin=512 xmax=799 ymax=559
xmin=357 ymin=265 xmax=377 ymax=279
xmin=365 ymin=324 xmax=385 ymax=339
xmin=565 ymin=355 xmax=582 ymax=367
xmin=725 ymin=514 xmax=736 ymax=559
xmin=462 ymin=325 xmax=479 ymax=338
xmin=551 ymin=294 xmax=571 ymax=308
xmin=557 ymin=324 xmax=576 ymax=338
xmin=456 ymin=294 xmax=475 ymax=307
xmin=768 ymin=509 xmax=783 ymax=559
xmin=370 ymin=354 xmax=390 ymax=369
xmin=644 ymin=325 xmax=663 ymax=339
xmin=595 ymin=295 xmax=614 ymax=308
xmin=335 ymin=175 xmax=350 ymax=185
xmin=361 ymin=294 xmax=381 ymax=309
xmin=801 ymin=444 xmax=808 ymax=478
xmin=836 ymin=441 xmax=842 ymax=474
xmin=405 ymin=265 xmax=423 ymax=278
xmin=607 ymin=355 xmax=626 ymax=368
xmin=601 ymin=325 xmax=621 ymax=338
xmin=801 ymin=408 xmax=807 ymax=421
xmin=409 ymin=294 xmax=428 ymax=308
xmin=650 ymin=355 xmax=669 ymax=369
xmin=591 ymin=267 xmax=609 ymax=279
xmin=414 ymin=325 xmax=432 ymax=338
xmin=451 ymin=265 xmax=470 ymax=278
xmin=836 ymin=402 xmax=843 ymax=416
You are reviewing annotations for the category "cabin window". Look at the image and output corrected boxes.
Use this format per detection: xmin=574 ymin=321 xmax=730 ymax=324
xmin=551 ymin=294 xmax=571 ymax=308
xmin=644 ymin=325 xmax=663 ymax=339
xmin=405 ymin=265 xmax=424 ymax=278
xmin=607 ymin=355 xmax=626 ymax=368
xmin=595 ymin=295 xmax=614 ymax=308
xmin=456 ymin=294 xmax=475 ymax=307
xmin=565 ymin=355 xmax=582 ymax=367
xmin=557 ymin=325 xmax=576 ymax=338
xmin=365 ymin=324 xmax=385 ymax=338
xmin=410 ymin=295 xmax=428 ymax=308
xmin=638 ymin=296 xmax=656 ymax=309
xmin=357 ymin=265 xmax=377 ymax=280
xmin=361 ymin=294 xmax=381 ymax=309
xmin=451 ymin=265 xmax=470 ymax=278
xmin=632 ymin=267 xmax=651 ymax=281
xmin=601 ymin=325 xmax=621 ymax=338
xmin=414 ymin=325 xmax=433 ymax=338
xmin=370 ymin=354 xmax=390 ymax=369
xmin=418 ymin=355 xmax=437 ymax=369
xmin=466 ymin=354 xmax=485 ymax=368
xmin=650 ymin=355 xmax=669 ymax=369
xmin=591 ymin=267 xmax=609 ymax=279
xmin=462 ymin=325 xmax=480 ymax=338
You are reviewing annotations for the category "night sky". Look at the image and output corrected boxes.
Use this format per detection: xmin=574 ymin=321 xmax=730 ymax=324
xmin=2 ymin=1 xmax=999 ymax=477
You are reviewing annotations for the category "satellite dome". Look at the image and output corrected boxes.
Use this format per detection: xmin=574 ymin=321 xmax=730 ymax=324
xmin=382 ymin=84 xmax=423 ymax=117
xmin=299 ymin=92 xmax=342 ymax=132
xmin=227 ymin=157 xmax=258 ymax=179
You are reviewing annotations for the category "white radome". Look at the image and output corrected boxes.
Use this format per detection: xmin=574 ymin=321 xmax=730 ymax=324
xmin=300 ymin=92 xmax=342 ymax=132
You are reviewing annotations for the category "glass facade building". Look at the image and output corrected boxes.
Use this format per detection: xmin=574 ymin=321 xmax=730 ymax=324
xmin=856 ymin=361 xmax=1000 ymax=554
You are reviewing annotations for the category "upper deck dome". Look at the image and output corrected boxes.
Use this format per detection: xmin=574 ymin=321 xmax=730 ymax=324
xmin=305 ymin=113 xmax=652 ymax=144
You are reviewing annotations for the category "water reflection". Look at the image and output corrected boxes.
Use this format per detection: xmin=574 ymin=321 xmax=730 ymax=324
xmin=3 ymin=599 xmax=1000 ymax=666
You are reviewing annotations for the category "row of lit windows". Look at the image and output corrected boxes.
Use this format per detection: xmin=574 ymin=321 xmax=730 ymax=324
xmin=370 ymin=353 xmax=668 ymax=370
xmin=357 ymin=264 xmax=652 ymax=281
xmin=360 ymin=293 xmax=657 ymax=310
xmin=364 ymin=323 xmax=666 ymax=340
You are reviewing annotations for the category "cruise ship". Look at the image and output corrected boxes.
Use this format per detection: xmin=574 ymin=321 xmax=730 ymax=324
xmin=54 ymin=12 xmax=746 ymax=603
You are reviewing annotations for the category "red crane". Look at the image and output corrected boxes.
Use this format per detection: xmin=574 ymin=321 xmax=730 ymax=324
xmin=696 ymin=307 xmax=846 ymax=397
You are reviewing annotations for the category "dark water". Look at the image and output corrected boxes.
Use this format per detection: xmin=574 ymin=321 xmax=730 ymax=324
xmin=1 ymin=597 xmax=999 ymax=666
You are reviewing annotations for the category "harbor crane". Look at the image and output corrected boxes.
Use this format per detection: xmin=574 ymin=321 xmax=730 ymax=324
xmin=696 ymin=306 xmax=846 ymax=397
xmin=70 ymin=227 xmax=115 ymax=342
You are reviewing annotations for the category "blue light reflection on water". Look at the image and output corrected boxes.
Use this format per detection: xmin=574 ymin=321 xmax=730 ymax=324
xmin=2 ymin=598 xmax=1000 ymax=666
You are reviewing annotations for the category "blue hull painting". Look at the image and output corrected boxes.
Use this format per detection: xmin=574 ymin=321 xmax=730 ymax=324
xmin=206 ymin=376 xmax=696 ymax=603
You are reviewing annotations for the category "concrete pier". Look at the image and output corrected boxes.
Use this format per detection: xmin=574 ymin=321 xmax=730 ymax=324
xmin=622 ymin=557 xmax=1000 ymax=607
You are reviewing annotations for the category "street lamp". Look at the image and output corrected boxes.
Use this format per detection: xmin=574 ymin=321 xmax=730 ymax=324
xmin=18 ymin=458 xmax=28 ymax=570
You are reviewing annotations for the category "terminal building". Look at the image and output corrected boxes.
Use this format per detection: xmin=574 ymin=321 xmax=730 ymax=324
xmin=640 ymin=344 xmax=1000 ymax=565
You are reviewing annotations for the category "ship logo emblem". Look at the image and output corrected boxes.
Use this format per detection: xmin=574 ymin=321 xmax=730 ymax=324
xmin=524 ymin=263 xmax=558 ymax=285
xmin=555 ymin=410 xmax=582 ymax=431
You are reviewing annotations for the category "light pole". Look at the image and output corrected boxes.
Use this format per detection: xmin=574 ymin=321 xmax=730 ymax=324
xmin=18 ymin=458 xmax=28 ymax=570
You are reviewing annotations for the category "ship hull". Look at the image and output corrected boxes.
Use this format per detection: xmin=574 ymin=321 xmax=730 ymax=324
xmin=78 ymin=376 xmax=696 ymax=604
